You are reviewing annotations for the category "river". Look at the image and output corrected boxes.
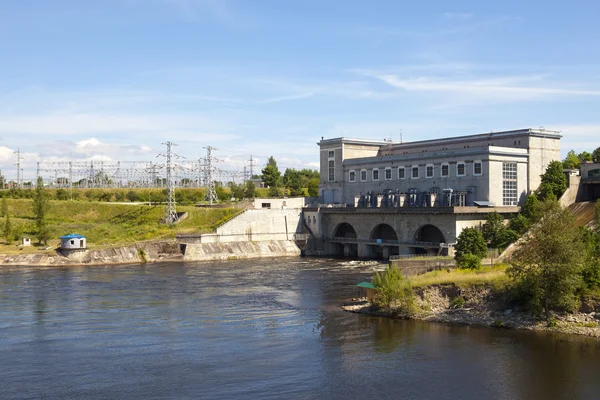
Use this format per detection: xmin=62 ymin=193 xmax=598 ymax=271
xmin=0 ymin=258 xmax=599 ymax=399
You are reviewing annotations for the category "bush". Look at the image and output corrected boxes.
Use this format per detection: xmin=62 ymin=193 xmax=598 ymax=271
xmin=372 ymin=265 xmax=415 ymax=314
xmin=458 ymin=253 xmax=482 ymax=270
xmin=126 ymin=190 xmax=140 ymax=202
xmin=55 ymin=189 xmax=69 ymax=201
xmin=508 ymin=213 xmax=530 ymax=235
xmin=450 ymin=296 xmax=466 ymax=309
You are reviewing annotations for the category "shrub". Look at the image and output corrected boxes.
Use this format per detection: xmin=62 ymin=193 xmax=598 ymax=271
xmin=126 ymin=190 xmax=140 ymax=202
xmin=449 ymin=296 xmax=466 ymax=309
xmin=508 ymin=213 xmax=530 ymax=235
xmin=458 ymin=253 xmax=482 ymax=270
xmin=372 ymin=265 xmax=415 ymax=314
xmin=55 ymin=189 xmax=69 ymax=201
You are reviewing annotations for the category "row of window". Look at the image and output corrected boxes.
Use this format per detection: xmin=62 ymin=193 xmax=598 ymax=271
xmin=348 ymin=161 xmax=483 ymax=182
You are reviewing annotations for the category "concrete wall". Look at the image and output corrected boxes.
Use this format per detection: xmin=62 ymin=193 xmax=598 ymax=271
xmin=558 ymin=175 xmax=582 ymax=207
xmin=214 ymin=209 xmax=303 ymax=242
xmin=182 ymin=241 xmax=300 ymax=261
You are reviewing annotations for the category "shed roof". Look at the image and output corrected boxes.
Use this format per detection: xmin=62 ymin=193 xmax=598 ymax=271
xmin=60 ymin=233 xmax=86 ymax=239
xmin=356 ymin=282 xmax=376 ymax=289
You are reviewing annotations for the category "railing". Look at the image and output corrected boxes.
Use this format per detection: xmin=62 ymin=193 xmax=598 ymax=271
xmin=389 ymin=254 xmax=453 ymax=261
xmin=326 ymin=236 xmax=455 ymax=248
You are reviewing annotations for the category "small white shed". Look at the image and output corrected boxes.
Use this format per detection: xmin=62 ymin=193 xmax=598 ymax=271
xmin=21 ymin=237 xmax=31 ymax=247
xmin=60 ymin=234 xmax=87 ymax=250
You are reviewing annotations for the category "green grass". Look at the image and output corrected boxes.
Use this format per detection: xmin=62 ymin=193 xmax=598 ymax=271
xmin=408 ymin=264 xmax=511 ymax=289
xmin=0 ymin=198 xmax=242 ymax=249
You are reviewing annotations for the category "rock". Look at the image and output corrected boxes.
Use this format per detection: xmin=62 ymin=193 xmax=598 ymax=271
xmin=504 ymin=309 xmax=512 ymax=316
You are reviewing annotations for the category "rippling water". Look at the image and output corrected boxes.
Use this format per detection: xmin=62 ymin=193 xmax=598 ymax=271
xmin=1 ymin=258 xmax=599 ymax=400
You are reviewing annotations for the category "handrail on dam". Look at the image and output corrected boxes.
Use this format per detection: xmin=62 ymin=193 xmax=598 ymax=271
xmin=326 ymin=236 xmax=455 ymax=249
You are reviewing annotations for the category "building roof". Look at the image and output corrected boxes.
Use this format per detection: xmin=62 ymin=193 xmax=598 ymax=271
xmin=356 ymin=281 xmax=376 ymax=289
xmin=60 ymin=233 xmax=86 ymax=239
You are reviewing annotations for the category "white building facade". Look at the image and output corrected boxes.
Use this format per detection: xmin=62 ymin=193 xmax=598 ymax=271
xmin=318 ymin=128 xmax=561 ymax=207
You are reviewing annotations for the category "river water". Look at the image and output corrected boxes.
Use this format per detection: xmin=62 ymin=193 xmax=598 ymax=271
xmin=0 ymin=258 xmax=599 ymax=400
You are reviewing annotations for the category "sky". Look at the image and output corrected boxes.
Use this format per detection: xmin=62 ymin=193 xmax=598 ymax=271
xmin=1 ymin=0 xmax=600 ymax=181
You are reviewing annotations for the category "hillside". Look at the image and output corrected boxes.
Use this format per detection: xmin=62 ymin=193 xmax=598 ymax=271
xmin=0 ymin=199 xmax=243 ymax=251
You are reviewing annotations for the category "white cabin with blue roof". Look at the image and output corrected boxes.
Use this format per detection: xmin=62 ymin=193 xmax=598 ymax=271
xmin=60 ymin=233 xmax=87 ymax=250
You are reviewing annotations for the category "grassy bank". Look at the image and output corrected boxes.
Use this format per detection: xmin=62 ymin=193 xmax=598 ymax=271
xmin=408 ymin=264 xmax=510 ymax=289
xmin=0 ymin=198 xmax=242 ymax=251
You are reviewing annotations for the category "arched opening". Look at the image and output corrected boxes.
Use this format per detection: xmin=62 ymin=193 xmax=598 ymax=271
xmin=369 ymin=224 xmax=399 ymax=259
xmin=414 ymin=224 xmax=446 ymax=255
xmin=332 ymin=223 xmax=358 ymax=257
xmin=369 ymin=224 xmax=398 ymax=241
xmin=334 ymin=223 xmax=357 ymax=238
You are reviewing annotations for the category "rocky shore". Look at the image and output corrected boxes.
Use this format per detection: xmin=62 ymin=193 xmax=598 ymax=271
xmin=342 ymin=284 xmax=600 ymax=338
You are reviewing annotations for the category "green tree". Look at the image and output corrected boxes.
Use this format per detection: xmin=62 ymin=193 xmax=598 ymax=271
xmin=1 ymin=197 xmax=6 ymax=218
xmin=228 ymin=182 xmax=245 ymax=200
xmin=562 ymin=150 xmax=580 ymax=170
xmin=307 ymin=178 xmax=319 ymax=197
xmin=537 ymin=161 xmax=567 ymax=200
xmin=593 ymin=146 xmax=600 ymax=163
xmin=3 ymin=213 xmax=11 ymax=244
xmin=372 ymin=265 xmax=415 ymax=314
xmin=579 ymin=151 xmax=593 ymax=163
xmin=482 ymin=211 xmax=505 ymax=248
xmin=261 ymin=156 xmax=282 ymax=191
xmin=283 ymin=169 xmax=303 ymax=196
xmin=508 ymin=204 xmax=585 ymax=320
xmin=244 ymin=180 xmax=256 ymax=199
xmin=33 ymin=177 xmax=51 ymax=245
xmin=508 ymin=213 xmax=530 ymax=235
xmin=454 ymin=227 xmax=488 ymax=263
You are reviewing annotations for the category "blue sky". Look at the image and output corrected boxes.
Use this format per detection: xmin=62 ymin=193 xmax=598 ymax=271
xmin=1 ymin=0 xmax=600 ymax=181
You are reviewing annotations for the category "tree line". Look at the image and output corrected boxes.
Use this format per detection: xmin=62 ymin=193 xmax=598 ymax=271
xmin=261 ymin=156 xmax=319 ymax=198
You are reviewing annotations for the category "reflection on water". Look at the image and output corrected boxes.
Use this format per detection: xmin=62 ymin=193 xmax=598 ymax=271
xmin=0 ymin=259 xmax=599 ymax=400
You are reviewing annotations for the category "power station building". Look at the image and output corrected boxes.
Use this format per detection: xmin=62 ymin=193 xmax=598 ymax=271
xmin=307 ymin=128 xmax=562 ymax=259
xmin=318 ymin=128 xmax=561 ymax=208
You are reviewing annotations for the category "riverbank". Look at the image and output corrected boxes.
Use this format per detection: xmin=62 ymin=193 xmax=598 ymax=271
xmin=0 ymin=239 xmax=301 ymax=266
xmin=342 ymin=284 xmax=600 ymax=337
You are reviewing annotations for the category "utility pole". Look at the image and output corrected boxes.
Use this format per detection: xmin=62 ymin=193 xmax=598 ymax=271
xmin=204 ymin=146 xmax=219 ymax=205
xmin=158 ymin=141 xmax=182 ymax=224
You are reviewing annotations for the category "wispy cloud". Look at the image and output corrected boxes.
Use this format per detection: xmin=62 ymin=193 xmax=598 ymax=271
xmin=367 ymin=73 xmax=600 ymax=101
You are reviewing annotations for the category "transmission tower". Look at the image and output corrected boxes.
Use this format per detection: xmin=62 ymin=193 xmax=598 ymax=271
xmin=204 ymin=146 xmax=219 ymax=205
xmin=14 ymin=149 xmax=23 ymax=188
xmin=248 ymin=155 xmax=257 ymax=179
xmin=158 ymin=141 xmax=181 ymax=224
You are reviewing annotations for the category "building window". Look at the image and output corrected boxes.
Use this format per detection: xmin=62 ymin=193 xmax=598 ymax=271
xmin=426 ymin=164 xmax=434 ymax=178
xmin=70 ymin=240 xmax=74 ymax=245
xmin=372 ymin=168 xmax=379 ymax=181
xmin=328 ymin=150 xmax=334 ymax=158
xmin=441 ymin=163 xmax=449 ymax=177
xmin=328 ymin=160 xmax=335 ymax=181
xmin=411 ymin=165 xmax=419 ymax=179
xmin=360 ymin=169 xmax=367 ymax=182
xmin=456 ymin=162 xmax=466 ymax=177
xmin=385 ymin=167 xmax=392 ymax=180
xmin=398 ymin=167 xmax=405 ymax=179
xmin=349 ymin=170 xmax=356 ymax=182
xmin=473 ymin=161 xmax=482 ymax=176
xmin=502 ymin=162 xmax=518 ymax=206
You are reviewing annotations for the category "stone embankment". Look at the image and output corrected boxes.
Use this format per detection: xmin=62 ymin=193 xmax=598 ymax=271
xmin=343 ymin=284 xmax=600 ymax=338
xmin=0 ymin=240 xmax=301 ymax=267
